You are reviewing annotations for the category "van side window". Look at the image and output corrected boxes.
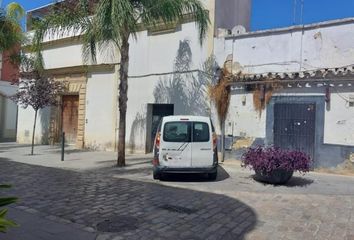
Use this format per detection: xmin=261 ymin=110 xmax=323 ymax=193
xmin=163 ymin=122 xmax=191 ymax=142
xmin=193 ymin=122 xmax=210 ymax=142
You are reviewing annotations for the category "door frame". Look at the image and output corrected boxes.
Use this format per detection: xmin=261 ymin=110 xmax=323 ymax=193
xmin=145 ymin=103 xmax=174 ymax=153
xmin=49 ymin=76 xmax=87 ymax=148
xmin=266 ymin=95 xmax=325 ymax=167
xmin=61 ymin=94 xmax=80 ymax=145
xmin=273 ymin=102 xmax=316 ymax=160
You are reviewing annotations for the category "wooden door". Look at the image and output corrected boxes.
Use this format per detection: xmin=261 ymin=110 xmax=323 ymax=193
xmin=62 ymin=95 xmax=79 ymax=144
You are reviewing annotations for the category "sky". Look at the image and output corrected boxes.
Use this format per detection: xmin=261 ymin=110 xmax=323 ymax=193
xmin=2 ymin=0 xmax=354 ymax=31
xmin=251 ymin=0 xmax=354 ymax=30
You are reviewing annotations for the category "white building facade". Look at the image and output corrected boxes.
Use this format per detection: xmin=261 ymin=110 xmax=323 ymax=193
xmin=0 ymin=52 xmax=18 ymax=142
xmin=17 ymin=1 xmax=354 ymax=167
xmin=215 ymin=18 xmax=354 ymax=167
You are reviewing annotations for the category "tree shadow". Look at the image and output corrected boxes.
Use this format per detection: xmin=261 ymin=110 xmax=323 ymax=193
xmin=0 ymin=160 xmax=257 ymax=239
xmin=130 ymin=40 xmax=219 ymax=153
xmin=283 ymin=176 xmax=314 ymax=187
xmin=39 ymin=107 xmax=51 ymax=145
xmin=128 ymin=111 xmax=146 ymax=154
xmin=0 ymin=143 xmax=32 ymax=151
xmin=153 ymin=39 xmax=218 ymax=116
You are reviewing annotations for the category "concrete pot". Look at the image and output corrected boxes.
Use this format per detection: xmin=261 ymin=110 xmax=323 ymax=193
xmin=254 ymin=169 xmax=293 ymax=185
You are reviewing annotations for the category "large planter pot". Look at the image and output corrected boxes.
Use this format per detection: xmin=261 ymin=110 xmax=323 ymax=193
xmin=254 ymin=169 xmax=294 ymax=185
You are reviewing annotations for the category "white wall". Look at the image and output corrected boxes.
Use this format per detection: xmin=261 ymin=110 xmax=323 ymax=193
xmin=0 ymin=81 xmax=18 ymax=141
xmin=126 ymin=20 xmax=214 ymax=152
xmin=129 ymin=22 xmax=208 ymax=76
xmin=84 ymin=71 xmax=117 ymax=150
xmin=42 ymin=41 xmax=119 ymax=70
xmin=323 ymin=90 xmax=354 ymax=146
xmin=214 ymin=19 xmax=354 ymax=147
xmin=226 ymin=91 xmax=266 ymax=138
xmin=16 ymin=106 xmax=50 ymax=144
xmin=215 ymin=20 xmax=354 ymax=74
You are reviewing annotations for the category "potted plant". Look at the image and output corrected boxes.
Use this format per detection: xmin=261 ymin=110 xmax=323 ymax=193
xmin=241 ymin=146 xmax=311 ymax=184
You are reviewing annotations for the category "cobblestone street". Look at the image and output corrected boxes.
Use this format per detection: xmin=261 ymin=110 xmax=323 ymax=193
xmin=0 ymin=145 xmax=354 ymax=240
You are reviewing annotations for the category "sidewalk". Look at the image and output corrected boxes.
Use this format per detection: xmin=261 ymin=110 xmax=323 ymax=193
xmin=0 ymin=143 xmax=152 ymax=171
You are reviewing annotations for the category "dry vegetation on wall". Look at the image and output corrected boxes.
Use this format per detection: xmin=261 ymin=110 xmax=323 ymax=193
xmin=208 ymin=66 xmax=231 ymax=126
xmin=252 ymin=83 xmax=282 ymax=116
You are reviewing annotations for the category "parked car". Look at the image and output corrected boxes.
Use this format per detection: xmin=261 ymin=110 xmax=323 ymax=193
xmin=152 ymin=116 xmax=218 ymax=180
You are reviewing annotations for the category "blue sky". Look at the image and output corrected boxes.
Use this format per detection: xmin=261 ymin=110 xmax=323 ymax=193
xmin=3 ymin=0 xmax=354 ymax=31
xmin=252 ymin=0 xmax=354 ymax=30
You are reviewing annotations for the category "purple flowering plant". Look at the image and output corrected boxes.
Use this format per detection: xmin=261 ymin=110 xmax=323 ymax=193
xmin=241 ymin=146 xmax=312 ymax=175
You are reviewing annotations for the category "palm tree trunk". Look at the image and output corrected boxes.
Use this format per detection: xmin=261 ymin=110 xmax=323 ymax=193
xmin=31 ymin=109 xmax=38 ymax=155
xmin=117 ymin=38 xmax=129 ymax=167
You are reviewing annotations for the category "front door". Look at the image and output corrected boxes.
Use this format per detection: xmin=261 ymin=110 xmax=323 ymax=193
xmin=62 ymin=95 xmax=79 ymax=144
xmin=273 ymin=103 xmax=316 ymax=160
xmin=147 ymin=104 xmax=174 ymax=152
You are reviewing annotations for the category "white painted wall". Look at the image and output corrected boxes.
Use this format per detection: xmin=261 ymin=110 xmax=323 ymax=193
xmin=16 ymin=106 xmax=50 ymax=144
xmin=84 ymin=71 xmax=117 ymax=150
xmin=214 ymin=19 xmax=354 ymax=146
xmin=226 ymin=91 xmax=266 ymax=138
xmin=0 ymin=81 xmax=18 ymax=141
xmin=323 ymin=90 xmax=354 ymax=146
xmin=126 ymin=19 xmax=214 ymax=152
xmin=41 ymin=41 xmax=119 ymax=70
xmin=215 ymin=19 xmax=354 ymax=74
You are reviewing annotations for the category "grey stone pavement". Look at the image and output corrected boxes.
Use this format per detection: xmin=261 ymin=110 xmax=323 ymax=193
xmin=0 ymin=143 xmax=354 ymax=240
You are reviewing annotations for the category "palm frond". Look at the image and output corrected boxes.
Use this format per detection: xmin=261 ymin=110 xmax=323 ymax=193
xmin=0 ymin=3 xmax=24 ymax=51
xmin=6 ymin=2 xmax=25 ymax=21
xmin=32 ymin=0 xmax=93 ymax=67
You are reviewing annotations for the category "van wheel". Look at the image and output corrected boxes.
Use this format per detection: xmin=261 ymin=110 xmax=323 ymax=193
xmin=208 ymin=172 xmax=217 ymax=181
xmin=153 ymin=171 xmax=160 ymax=180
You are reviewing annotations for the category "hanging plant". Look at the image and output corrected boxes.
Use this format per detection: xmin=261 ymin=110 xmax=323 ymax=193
xmin=253 ymin=82 xmax=282 ymax=116
xmin=208 ymin=66 xmax=231 ymax=126
xmin=208 ymin=62 xmax=231 ymax=162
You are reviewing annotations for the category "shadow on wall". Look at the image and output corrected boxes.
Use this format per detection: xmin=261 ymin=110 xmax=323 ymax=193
xmin=129 ymin=110 xmax=146 ymax=153
xmin=129 ymin=40 xmax=219 ymax=153
xmin=39 ymin=107 xmax=50 ymax=145
xmin=153 ymin=39 xmax=219 ymax=116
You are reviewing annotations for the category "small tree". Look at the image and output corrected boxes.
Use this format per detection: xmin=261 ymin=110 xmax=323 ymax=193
xmin=209 ymin=62 xmax=231 ymax=162
xmin=11 ymin=67 xmax=63 ymax=155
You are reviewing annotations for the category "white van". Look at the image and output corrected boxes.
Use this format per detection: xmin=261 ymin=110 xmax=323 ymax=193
xmin=152 ymin=116 xmax=218 ymax=180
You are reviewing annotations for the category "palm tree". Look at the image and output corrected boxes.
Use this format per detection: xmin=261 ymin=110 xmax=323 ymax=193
xmin=33 ymin=0 xmax=210 ymax=167
xmin=0 ymin=2 xmax=24 ymax=51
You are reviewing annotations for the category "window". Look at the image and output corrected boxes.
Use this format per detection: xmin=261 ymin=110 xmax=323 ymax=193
xmin=163 ymin=122 xmax=191 ymax=142
xmin=163 ymin=121 xmax=210 ymax=142
xmin=193 ymin=122 xmax=210 ymax=142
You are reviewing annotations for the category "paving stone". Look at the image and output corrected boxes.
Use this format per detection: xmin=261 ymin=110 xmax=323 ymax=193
xmin=1 ymin=156 xmax=354 ymax=240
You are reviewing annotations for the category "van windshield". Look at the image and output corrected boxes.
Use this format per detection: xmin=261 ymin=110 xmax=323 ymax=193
xmin=163 ymin=121 xmax=210 ymax=142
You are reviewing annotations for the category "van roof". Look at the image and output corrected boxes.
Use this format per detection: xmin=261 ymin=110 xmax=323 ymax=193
xmin=162 ymin=115 xmax=210 ymax=122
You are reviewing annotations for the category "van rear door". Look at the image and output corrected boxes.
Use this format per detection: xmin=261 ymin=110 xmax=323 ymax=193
xmin=191 ymin=121 xmax=213 ymax=167
xmin=160 ymin=121 xmax=192 ymax=168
